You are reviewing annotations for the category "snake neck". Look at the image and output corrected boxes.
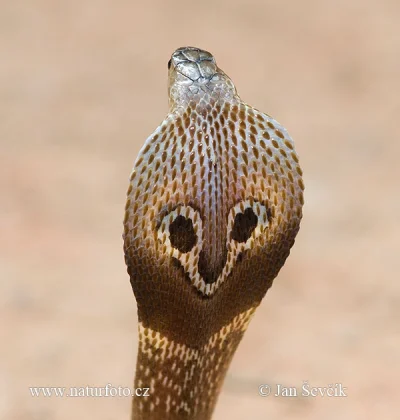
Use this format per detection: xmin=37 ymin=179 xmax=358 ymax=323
xmin=131 ymin=308 xmax=255 ymax=420
xmin=168 ymin=86 xmax=240 ymax=116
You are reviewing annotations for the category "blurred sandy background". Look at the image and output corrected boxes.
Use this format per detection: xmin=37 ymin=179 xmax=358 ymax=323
xmin=1 ymin=1 xmax=399 ymax=419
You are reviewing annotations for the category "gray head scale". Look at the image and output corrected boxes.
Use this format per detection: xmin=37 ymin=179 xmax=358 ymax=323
xmin=167 ymin=46 xmax=238 ymax=110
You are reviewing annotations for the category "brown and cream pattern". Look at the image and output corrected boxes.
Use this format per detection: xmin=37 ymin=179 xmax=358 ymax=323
xmin=123 ymin=46 xmax=304 ymax=420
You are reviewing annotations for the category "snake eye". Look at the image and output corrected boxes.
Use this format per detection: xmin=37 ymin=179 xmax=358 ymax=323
xmin=169 ymin=215 xmax=197 ymax=253
xmin=168 ymin=59 xmax=172 ymax=70
xmin=230 ymin=208 xmax=258 ymax=243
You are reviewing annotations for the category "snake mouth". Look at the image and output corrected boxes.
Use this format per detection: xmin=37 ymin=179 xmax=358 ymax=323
xmin=170 ymin=46 xmax=218 ymax=84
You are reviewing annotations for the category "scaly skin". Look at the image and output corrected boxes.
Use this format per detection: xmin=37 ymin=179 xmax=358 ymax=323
xmin=123 ymin=46 xmax=304 ymax=420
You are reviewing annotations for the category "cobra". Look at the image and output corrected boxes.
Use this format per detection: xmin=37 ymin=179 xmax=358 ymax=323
xmin=123 ymin=46 xmax=304 ymax=420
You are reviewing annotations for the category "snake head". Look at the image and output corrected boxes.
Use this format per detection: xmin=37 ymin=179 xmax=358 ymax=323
xmin=168 ymin=46 xmax=238 ymax=109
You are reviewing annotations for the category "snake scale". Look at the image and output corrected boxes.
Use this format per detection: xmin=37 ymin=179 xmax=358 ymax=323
xmin=123 ymin=47 xmax=304 ymax=420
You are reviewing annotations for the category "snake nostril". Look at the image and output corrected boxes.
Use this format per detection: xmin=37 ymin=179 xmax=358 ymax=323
xmin=168 ymin=59 xmax=172 ymax=70
xmin=169 ymin=215 xmax=197 ymax=253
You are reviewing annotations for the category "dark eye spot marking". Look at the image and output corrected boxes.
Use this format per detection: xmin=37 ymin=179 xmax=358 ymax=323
xmin=169 ymin=215 xmax=197 ymax=253
xmin=231 ymin=208 xmax=258 ymax=243
xmin=168 ymin=59 xmax=172 ymax=69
